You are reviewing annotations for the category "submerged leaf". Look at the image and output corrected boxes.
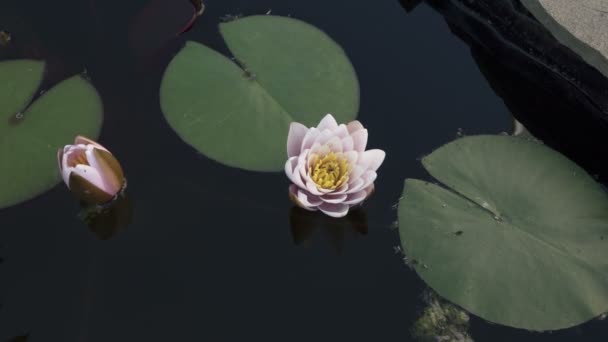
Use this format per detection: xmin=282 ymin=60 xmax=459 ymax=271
xmin=129 ymin=0 xmax=202 ymax=57
xmin=399 ymin=135 xmax=608 ymax=331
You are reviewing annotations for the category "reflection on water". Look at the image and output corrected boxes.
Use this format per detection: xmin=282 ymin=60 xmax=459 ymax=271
xmin=128 ymin=0 xmax=202 ymax=58
xmin=78 ymin=193 xmax=133 ymax=240
xmin=399 ymin=0 xmax=422 ymax=13
xmin=289 ymin=206 xmax=368 ymax=254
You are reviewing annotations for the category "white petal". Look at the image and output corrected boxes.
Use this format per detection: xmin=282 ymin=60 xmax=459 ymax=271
xmin=347 ymin=177 xmax=364 ymax=193
xmin=343 ymin=190 xmax=367 ymax=205
xmin=62 ymin=167 xmax=73 ymax=186
xmin=298 ymin=152 xmax=310 ymax=181
xmin=347 ymin=171 xmax=377 ymax=194
xmin=342 ymin=136 xmax=354 ymax=152
xmin=285 ymin=156 xmax=306 ymax=189
xmin=344 ymin=150 xmax=358 ymax=165
xmin=351 ymin=129 xmax=368 ymax=152
xmin=359 ymin=149 xmax=385 ymax=171
xmin=312 ymin=129 xmax=334 ymax=147
xmin=290 ymin=185 xmax=323 ymax=208
xmin=331 ymin=181 xmax=350 ymax=195
xmin=310 ymin=143 xmax=331 ymax=157
xmin=301 ymin=128 xmax=320 ymax=152
xmin=325 ymin=136 xmax=343 ymax=153
xmin=319 ymin=202 xmax=349 ymax=218
xmin=85 ymin=146 xmax=124 ymax=194
xmin=321 ymin=193 xmax=348 ymax=204
xmin=332 ymin=124 xmax=349 ymax=139
xmin=348 ymin=165 xmax=365 ymax=183
xmin=306 ymin=178 xmax=324 ymax=196
xmin=287 ymin=122 xmax=309 ymax=158
xmin=74 ymin=136 xmax=109 ymax=151
xmin=70 ymin=165 xmax=108 ymax=194
xmin=62 ymin=145 xmax=86 ymax=184
xmin=347 ymin=120 xmax=364 ymax=134
xmin=316 ymin=114 xmax=338 ymax=131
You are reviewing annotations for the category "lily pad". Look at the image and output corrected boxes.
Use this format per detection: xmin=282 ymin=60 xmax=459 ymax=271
xmin=0 ymin=59 xmax=103 ymax=209
xmin=398 ymin=135 xmax=608 ymax=331
xmin=160 ymin=15 xmax=359 ymax=171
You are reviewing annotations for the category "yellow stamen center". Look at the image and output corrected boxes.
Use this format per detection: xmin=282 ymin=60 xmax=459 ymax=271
xmin=310 ymin=152 xmax=350 ymax=190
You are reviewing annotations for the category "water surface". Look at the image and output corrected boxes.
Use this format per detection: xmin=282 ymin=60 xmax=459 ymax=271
xmin=0 ymin=0 xmax=606 ymax=341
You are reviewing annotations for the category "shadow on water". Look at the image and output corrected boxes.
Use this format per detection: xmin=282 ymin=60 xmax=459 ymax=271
xmin=414 ymin=0 xmax=608 ymax=182
xmin=78 ymin=193 xmax=134 ymax=241
xmin=289 ymin=206 xmax=368 ymax=254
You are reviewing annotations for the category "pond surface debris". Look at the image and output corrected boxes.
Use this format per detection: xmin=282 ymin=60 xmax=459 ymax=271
xmin=412 ymin=291 xmax=473 ymax=342
xmin=0 ymin=30 xmax=11 ymax=46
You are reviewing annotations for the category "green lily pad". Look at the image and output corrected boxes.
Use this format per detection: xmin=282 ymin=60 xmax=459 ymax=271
xmin=160 ymin=15 xmax=359 ymax=171
xmin=0 ymin=59 xmax=103 ymax=209
xmin=398 ymin=135 xmax=608 ymax=331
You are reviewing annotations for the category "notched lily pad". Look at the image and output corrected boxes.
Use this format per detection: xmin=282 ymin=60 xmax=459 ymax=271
xmin=0 ymin=59 xmax=103 ymax=209
xmin=160 ymin=15 xmax=359 ymax=171
xmin=398 ymin=135 xmax=608 ymax=331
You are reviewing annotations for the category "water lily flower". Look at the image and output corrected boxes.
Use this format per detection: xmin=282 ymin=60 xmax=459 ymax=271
xmin=58 ymin=136 xmax=125 ymax=205
xmin=285 ymin=114 xmax=385 ymax=218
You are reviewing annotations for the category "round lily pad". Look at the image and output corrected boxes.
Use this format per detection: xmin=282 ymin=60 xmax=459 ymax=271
xmin=0 ymin=59 xmax=103 ymax=209
xmin=160 ymin=15 xmax=359 ymax=171
xmin=398 ymin=135 xmax=608 ymax=331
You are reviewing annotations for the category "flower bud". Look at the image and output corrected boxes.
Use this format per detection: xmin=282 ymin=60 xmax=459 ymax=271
xmin=58 ymin=136 xmax=125 ymax=204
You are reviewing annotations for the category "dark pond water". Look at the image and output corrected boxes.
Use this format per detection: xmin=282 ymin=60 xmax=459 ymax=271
xmin=1 ymin=0 xmax=607 ymax=341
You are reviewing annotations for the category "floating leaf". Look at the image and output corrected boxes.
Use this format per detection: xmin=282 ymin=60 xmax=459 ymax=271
xmin=0 ymin=59 xmax=103 ymax=209
xmin=398 ymin=135 xmax=608 ymax=331
xmin=160 ymin=15 xmax=359 ymax=171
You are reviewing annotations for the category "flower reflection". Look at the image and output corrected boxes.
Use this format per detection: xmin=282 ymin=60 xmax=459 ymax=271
xmin=79 ymin=192 xmax=133 ymax=240
xmin=289 ymin=206 xmax=368 ymax=254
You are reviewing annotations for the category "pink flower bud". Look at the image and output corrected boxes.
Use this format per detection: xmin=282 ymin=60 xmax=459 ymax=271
xmin=58 ymin=136 xmax=125 ymax=204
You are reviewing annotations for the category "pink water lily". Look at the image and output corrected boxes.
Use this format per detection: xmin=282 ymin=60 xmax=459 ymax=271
xmin=58 ymin=136 xmax=125 ymax=204
xmin=285 ymin=114 xmax=385 ymax=218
